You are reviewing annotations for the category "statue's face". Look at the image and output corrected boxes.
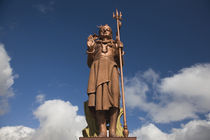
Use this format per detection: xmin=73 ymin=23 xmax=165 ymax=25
xmin=99 ymin=25 xmax=112 ymax=39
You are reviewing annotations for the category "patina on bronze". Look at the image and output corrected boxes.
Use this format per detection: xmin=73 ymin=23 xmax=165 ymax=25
xmin=85 ymin=9 xmax=129 ymax=138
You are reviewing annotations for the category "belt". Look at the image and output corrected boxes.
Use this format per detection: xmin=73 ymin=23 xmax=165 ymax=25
xmin=94 ymin=55 xmax=115 ymax=62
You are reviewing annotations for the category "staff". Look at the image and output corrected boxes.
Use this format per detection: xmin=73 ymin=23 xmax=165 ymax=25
xmin=113 ymin=9 xmax=129 ymax=137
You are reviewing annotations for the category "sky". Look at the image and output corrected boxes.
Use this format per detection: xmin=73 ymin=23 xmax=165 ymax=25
xmin=0 ymin=0 xmax=210 ymax=140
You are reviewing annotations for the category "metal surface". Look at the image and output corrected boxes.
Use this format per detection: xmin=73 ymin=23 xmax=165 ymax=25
xmin=113 ymin=9 xmax=129 ymax=137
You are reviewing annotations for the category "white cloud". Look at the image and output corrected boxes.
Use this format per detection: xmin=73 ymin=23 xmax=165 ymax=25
xmin=159 ymin=63 xmax=210 ymax=113
xmin=131 ymin=123 xmax=168 ymax=140
xmin=206 ymin=113 xmax=210 ymax=121
xmin=170 ymin=120 xmax=210 ymax=140
xmin=0 ymin=100 xmax=86 ymax=140
xmin=125 ymin=63 xmax=210 ymax=123
xmin=0 ymin=126 xmax=34 ymax=140
xmin=125 ymin=73 xmax=149 ymax=109
xmin=36 ymin=94 xmax=45 ymax=104
xmin=31 ymin=100 xmax=86 ymax=140
xmin=131 ymin=119 xmax=210 ymax=140
xmin=142 ymin=68 xmax=159 ymax=88
xmin=160 ymin=64 xmax=210 ymax=97
xmin=0 ymin=44 xmax=15 ymax=115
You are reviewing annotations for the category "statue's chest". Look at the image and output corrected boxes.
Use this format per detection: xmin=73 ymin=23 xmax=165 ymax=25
xmin=96 ymin=43 xmax=115 ymax=54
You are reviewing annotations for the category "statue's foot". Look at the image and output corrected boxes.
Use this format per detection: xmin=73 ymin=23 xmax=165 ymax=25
xmin=109 ymin=134 xmax=119 ymax=137
xmin=98 ymin=132 xmax=107 ymax=137
xmin=109 ymin=130 xmax=119 ymax=137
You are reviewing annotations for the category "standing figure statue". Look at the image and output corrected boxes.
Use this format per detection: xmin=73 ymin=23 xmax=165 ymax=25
xmin=86 ymin=24 xmax=123 ymax=137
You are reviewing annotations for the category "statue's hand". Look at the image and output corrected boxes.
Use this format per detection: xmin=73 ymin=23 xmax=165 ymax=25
xmin=117 ymin=41 xmax=123 ymax=48
xmin=87 ymin=35 xmax=95 ymax=49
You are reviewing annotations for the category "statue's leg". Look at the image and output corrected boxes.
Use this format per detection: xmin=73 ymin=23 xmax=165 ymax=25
xmin=96 ymin=110 xmax=107 ymax=137
xmin=109 ymin=107 xmax=119 ymax=137
xmin=109 ymin=66 xmax=120 ymax=137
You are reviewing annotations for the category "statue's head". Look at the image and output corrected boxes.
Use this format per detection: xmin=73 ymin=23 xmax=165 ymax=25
xmin=98 ymin=24 xmax=112 ymax=39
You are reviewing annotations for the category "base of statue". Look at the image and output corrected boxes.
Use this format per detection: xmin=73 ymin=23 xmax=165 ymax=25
xmin=79 ymin=137 xmax=136 ymax=140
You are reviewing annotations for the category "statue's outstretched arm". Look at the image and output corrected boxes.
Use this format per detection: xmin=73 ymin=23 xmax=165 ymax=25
xmin=86 ymin=35 xmax=96 ymax=68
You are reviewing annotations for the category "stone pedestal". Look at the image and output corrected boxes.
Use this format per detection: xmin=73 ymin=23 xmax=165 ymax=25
xmin=79 ymin=137 xmax=136 ymax=140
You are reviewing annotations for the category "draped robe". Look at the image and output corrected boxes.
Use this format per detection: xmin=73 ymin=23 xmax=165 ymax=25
xmin=87 ymin=40 xmax=121 ymax=111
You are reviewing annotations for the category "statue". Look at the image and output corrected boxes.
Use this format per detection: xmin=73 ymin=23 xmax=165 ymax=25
xmin=86 ymin=24 xmax=123 ymax=137
xmin=83 ymin=9 xmax=130 ymax=138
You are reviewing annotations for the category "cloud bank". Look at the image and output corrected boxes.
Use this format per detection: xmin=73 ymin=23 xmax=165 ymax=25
xmin=131 ymin=117 xmax=210 ymax=140
xmin=31 ymin=100 xmax=86 ymax=140
xmin=1 ymin=100 xmax=209 ymax=140
xmin=0 ymin=100 xmax=86 ymax=140
xmin=125 ymin=64 xmax=210 ymax=123
xmin=0 ymin=126 xmax=34 ymax=140
xmin=0 ymin=44 xmax=15 ymax=115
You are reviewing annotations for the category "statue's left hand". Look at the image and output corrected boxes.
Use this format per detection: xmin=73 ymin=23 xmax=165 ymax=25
xmin=117 ymin=41 xmax=123 ymax=48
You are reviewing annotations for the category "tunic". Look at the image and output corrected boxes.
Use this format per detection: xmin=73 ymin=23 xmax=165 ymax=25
xmin=87 ymin=39 xmax=121 ymax=110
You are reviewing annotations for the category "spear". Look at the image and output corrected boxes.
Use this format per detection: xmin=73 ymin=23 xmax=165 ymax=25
xmin=113 ymin=9 xmax=129 ymax=137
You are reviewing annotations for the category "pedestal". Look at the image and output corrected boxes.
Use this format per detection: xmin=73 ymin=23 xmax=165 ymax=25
xmin=79 ymin=137 xmax=136 ymax=140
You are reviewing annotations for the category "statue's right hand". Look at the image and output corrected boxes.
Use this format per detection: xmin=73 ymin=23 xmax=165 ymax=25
xmin=87 ymin=35 xmax=95 ymax=48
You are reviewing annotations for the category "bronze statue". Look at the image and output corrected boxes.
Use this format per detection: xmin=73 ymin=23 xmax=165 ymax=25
xmin=84 ymin=9 xmax=129 ymax=138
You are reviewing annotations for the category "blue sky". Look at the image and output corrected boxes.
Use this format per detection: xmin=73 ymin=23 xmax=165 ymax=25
xmin=0 ymin=0 xmax=210 ymax=140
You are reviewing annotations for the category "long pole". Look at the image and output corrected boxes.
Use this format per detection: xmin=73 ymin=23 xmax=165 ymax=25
xmin=113 ymin=9 xmax=129 ymax=137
